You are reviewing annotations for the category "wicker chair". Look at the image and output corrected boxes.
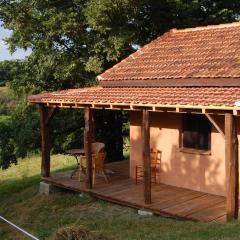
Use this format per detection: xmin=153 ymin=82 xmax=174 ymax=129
xmin=79 ymin=143 xmax=108 ymax=184
xmin=91 ymin=142 xmax=105 ymax=154
xmin=135 ymin=148 xmax=162 ymax=184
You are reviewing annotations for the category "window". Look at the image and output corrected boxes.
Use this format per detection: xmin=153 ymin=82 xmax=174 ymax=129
xmin=182 ymin=114 xmax=211 ymax=150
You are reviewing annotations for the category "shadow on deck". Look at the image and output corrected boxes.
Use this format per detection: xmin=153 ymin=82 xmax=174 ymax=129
xmin=43 ymin=160 xmax=227 ymax=223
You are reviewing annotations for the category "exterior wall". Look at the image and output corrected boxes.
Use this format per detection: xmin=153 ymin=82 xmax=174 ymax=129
xmin=129 ymin=111 xmax=238 ymax=197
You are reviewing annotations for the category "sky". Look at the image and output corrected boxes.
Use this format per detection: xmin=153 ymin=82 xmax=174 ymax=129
xmin=0 ymin=21 xmax=31 ymax=61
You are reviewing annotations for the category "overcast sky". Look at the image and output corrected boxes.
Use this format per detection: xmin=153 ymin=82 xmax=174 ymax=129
xmin=0 ymin=21 xmax=31 ymax=61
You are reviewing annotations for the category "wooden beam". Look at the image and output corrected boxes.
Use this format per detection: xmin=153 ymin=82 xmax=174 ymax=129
xmin=205 ymin=114 xmax=225 ymax=139
xmin=39 ymin=105 xmax=50 ymax=178
xmin=29 ymin=101 xmax=240 ymax=116
xmin=84 ymin=107 xmax=93 ymax=189
xmin=91 ymin=110 xmax=96 ymax=142
xmin=142 ymin=109 xmax=151 ymax=204
xmin=225 ymin=113 xmax=239 ymax=221
xmin=45 ymin=108 xmax=58 ymax=125
xmin=99 ymin=77 xmax=240 ymax=87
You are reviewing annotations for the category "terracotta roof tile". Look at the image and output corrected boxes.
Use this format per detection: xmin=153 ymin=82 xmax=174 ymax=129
xmin=28 ymin=22 xmax=240 ymax=109
xmin=28 ymin=86 xmax=240 ymax=108
xmin=98 ymin=22 xmax=240 ymax=82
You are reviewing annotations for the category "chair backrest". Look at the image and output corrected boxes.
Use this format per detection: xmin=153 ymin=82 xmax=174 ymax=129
xmin=91 ymin=142 xmax=105 ymax=154
xmin=150 ymin=148 xmax=162 ymax=166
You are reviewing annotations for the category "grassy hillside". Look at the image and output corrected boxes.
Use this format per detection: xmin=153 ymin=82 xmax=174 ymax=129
xmin=1 ymin=155 xmax=240 ymax=239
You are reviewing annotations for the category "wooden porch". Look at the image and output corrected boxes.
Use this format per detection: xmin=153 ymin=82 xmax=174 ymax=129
xmin=43 ymin=160 xmax=228 ymax=223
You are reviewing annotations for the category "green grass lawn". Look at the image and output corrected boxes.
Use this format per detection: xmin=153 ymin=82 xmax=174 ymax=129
xmin=1 ymin=155 xmax=240 ymax=240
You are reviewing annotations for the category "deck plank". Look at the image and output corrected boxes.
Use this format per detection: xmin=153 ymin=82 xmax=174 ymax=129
xmin=43 ymin=160 xmax=227 ymax=222
xmin=162 ymin=194 xmax=225 ymax=217
xmin=186 ymin=201 xmax=226 ymax=222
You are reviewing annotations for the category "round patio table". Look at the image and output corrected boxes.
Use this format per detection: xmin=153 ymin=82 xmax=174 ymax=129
xmin=65 ymin=148 xmax=85 ymax=179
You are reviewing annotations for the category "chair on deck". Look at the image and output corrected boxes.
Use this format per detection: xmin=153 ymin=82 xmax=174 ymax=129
xmin=79 ymin=142 xmax=108 ymax=184
xmin=135 ymin=148 xmax=162 ymax=184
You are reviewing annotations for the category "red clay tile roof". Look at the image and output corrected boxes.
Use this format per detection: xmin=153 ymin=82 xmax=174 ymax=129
xmin=98 ymin=22 xmax=240 ymax=83
xmin=28 ymin=86 xmax=240 ymax=108
xmin=28 ymin=22 xmax=240 ymax=109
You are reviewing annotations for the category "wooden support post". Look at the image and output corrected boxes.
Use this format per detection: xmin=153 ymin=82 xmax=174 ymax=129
xmin=84 ymin=107 xmax=93 ymax=189
xmin=225 ymin=113 xmax=239 ymax=221
xmin=39 ymin=104 xmax=50 ymax=178
xmin=91 ymin=110 xmax=96 ymax=142
xmin=142 ymin=109 xmax=151 ymax=204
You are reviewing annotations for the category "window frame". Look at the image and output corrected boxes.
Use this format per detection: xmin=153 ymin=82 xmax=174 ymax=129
xmin=180 ymin=114 xmax=212 ymax=154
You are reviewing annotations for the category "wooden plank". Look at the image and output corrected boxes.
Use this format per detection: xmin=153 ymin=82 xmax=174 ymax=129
xmin=186 ymin=201 xmax=226 ymax=222
xmin=205 ymin=114 xmax=225 ymax=139
xmin=163 ymin=194 xmax=225 ymax=217
xmin=84 ymin=107 xmax=93 ymax=189
xmin=215 ymin=214 xmax=227 ymax=223
xmin=39 ymin=105 xmax=50 ymax=177
xmin=225 ymin=113 xmax=239 ymax=221
xmin=91 ymin=110 xmax=96 ymax=141
xmin=30 ymin=100 xmax=240 ymax=117
xmin=151 ymin=190 xmax=205 ymax=211
xmin=142 ymin=109 xmax=151 ymax=204
xmin=93 ymin=179 xmax=134 ymax=195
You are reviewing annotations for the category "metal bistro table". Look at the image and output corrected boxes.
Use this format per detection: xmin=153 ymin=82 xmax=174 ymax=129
xmin=65 ymin=148 xmax=85 ymax=179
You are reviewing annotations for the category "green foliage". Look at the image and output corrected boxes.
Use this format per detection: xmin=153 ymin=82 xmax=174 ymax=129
xmin=11 ymin=103 xmax=40 ymax=158
xmin=0 ymin=60 xmax=23 ymax=86
xmin=51 ymin=109 xmax=84 ymax=153
xmin=0 ymin=61 xmax=11 ymax=86
xmin=0 ymin=119 xmax=17 ymax=169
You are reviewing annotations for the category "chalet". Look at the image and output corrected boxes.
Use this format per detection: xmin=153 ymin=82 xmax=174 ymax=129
xmin=28 ymin=22 xmax=240 ymax=223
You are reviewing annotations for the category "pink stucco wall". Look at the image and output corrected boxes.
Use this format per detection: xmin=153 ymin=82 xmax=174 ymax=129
xmin=129 ymin=111 xmax=237 ymax=197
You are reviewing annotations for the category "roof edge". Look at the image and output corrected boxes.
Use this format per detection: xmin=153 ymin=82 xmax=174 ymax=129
xmin=171 ymin=21 xmax=240 ymax=33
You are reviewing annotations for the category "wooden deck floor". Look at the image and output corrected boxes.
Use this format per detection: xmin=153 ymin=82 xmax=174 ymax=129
xmin=43 ymin=160 xmax=227 ymax=223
